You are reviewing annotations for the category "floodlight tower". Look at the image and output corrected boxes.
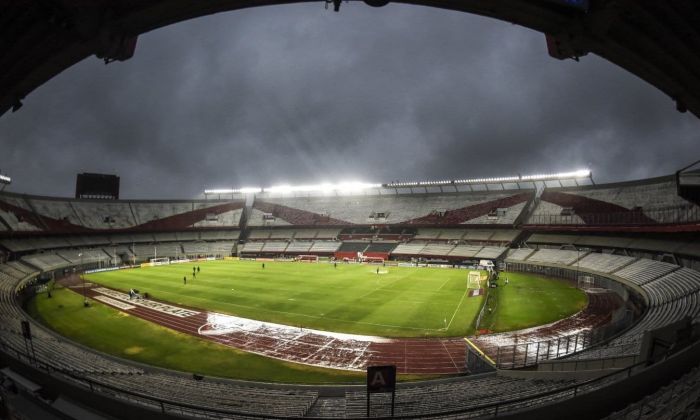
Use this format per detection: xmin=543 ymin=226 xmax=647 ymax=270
xmin=0 ymin=170 xmax=11 ymax=192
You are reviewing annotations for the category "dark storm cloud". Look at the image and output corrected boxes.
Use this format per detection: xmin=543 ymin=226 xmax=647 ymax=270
xmin=1 ymin=3 xmax=698 ymax=198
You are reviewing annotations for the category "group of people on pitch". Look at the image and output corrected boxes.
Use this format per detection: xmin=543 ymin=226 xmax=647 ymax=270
xmin=183 ymin=266 xmax=201 ymax=284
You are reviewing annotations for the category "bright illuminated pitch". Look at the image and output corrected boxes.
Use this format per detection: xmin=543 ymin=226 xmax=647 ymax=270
xmin=204 ymin=169 xmax=592 ymax=195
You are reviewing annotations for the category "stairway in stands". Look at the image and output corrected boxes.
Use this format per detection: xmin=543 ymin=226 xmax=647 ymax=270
xmin=237 ymin=201 xmax=253 ymax=243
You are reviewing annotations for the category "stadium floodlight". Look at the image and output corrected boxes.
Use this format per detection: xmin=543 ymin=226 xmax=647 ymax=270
xmin=237 ymin=187 xmax=263 ymax=194
xmin=520 ymin=169 xmax=591 ymax=181
xmin=0 ymin=174 xmax=10 ymax=185
xmin=335 ymin=182 xmax=382 ymax=192
xmin=265 ymin=182 xmax=381 ymax=194
xmin=383 ymin=169 xmax=592 ymax=189
xmin=266 ymin=184 xmax=296 ymax=193
xmin=204 ymin=187 xmax=262 ymax=195
xmin=205 ymin=189 xmax=236 ymax=194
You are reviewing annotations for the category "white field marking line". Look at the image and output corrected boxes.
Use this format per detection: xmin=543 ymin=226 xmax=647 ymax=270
xmin=441 ymin=340 xmax=459 ymax=369
xmin=437 ymin=277 xmax=453 ymax=291
xmin=445 ymin=290 xmax=469 ymax=331
xmin=302 ymin=338 xmax=336 ymax=362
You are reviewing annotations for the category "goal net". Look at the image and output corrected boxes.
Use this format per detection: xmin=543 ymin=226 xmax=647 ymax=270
xmin=468 ymin=271 xmax=483 ymax=289
xmin=150 ymin=257 xmax=170 ymax=266
xmin=297 ymin=255 xmax=319 ymax=263
xmin=578 ymin=275 xmax=596 ymax=290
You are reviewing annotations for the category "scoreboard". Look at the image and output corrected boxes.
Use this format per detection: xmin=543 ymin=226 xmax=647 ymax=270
xmin=75 ymin=173 xmax=120 ymax=200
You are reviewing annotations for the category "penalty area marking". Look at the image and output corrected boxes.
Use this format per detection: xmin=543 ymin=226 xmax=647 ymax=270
xmin=444 ymin=290 xmax=469 ymax=331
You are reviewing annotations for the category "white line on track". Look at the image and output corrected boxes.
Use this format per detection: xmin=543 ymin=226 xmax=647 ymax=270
xmin=441 ymin=340 xmax=459 ymax=369
xmin=349 ymin=343 xmax=372 ymax=369
xmin=302 ymin=338 xmax=336 ymax=362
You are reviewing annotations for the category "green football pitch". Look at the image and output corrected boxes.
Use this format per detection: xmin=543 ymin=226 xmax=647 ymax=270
xmin=86 ymin=260 xmax=484 ymax=337
xmin=82 ymin=260 xmax=586 ymax=338
xmin=29 ymin=261 xmax=587 ymax=383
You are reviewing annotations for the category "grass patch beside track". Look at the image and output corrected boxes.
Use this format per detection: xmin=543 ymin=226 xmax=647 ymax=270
xmin=479 ymin=272 xmax=588 ymax=332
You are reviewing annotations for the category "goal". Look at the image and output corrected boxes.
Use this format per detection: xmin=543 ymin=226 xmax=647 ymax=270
xmin=297 ymin=255 xmax=319 ymax=263
xmin=362 ymin=256 xmax=385 ymax=264
xmin=578 ymin=275 xmax=596 ymax=290
xmin=150 ymin=257 xmax=170 ymax=266
xmin=468 ymin=271 xmax=483 ymax=289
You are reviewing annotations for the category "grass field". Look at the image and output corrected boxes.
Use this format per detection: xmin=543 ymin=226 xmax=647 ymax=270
xmin=28 ymin=261 xmax=588 ymax=383
xmin=82 ymin=260 xmax=587 ymax=338
xmin=479 ymin=272 xmax=588 ymax=332
xmin=86 ymin=260 xmax=486 ymax=337
xmin=28 ymin=286 xmax=365 ymax=384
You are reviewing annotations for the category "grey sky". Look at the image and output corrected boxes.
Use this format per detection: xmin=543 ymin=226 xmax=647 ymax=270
xmin=1 ymin=3 xmax=698 ymax=199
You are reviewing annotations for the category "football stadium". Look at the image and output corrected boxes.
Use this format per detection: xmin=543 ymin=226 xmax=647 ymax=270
xmin=2 ymin=1 xmax=700 ymax=420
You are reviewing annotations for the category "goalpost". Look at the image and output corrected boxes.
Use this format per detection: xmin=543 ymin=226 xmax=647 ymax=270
xmin=468 ymin=271 xmax=483 ymax=289
xmin=149 ymin=257 xmax=170 ymax=266
xmin=357 ymin=252 xmax=384 ymax=264
xmin=578 ymin=275 xmax=596 ymax=290
xmin=297 ymin=255 xmax=319 ymax=263
xmin=363 ymin=256 xmax=385 ymax=264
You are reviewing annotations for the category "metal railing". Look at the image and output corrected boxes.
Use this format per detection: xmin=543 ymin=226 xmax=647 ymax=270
xmin=492 ymin=308 xmax=636 ymax=369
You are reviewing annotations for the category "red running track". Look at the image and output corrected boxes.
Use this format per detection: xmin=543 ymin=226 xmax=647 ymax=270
xmin=76 ymin=283 xmax=467 ymax=375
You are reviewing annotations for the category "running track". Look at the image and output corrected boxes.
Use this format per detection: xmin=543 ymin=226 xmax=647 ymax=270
xmin=74 ymin=281 xmax=467 ymax=375
xmin=59 ymin=278 xmax=619 ymax=376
